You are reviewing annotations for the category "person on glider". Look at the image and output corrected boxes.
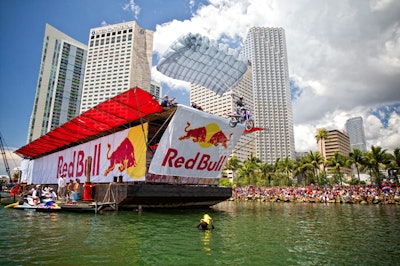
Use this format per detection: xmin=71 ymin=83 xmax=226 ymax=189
xmin=197 ymin=214 xmax=214 ymax=230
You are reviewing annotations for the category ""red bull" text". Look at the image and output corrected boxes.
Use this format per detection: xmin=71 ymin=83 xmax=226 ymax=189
xmin=57 ymin=143 xmax=101 ymax=178
xmin=161 ymin=148 xmax=227 ymax=172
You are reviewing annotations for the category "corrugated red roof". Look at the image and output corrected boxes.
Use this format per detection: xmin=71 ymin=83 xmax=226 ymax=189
xmin=16 ymin=88 xmax=163 ymax=158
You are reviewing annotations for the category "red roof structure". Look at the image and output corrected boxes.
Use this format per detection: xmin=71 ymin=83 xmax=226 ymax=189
xmin=16 ymin=88 xmax=163 ymax=158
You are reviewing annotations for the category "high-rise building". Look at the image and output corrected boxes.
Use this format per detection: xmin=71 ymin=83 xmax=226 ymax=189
xmin=190 ymin=65 xmax=254 ymax=162
xmin=316 ymin=128 xmax=352 ymax=177
xmin=80 ymin=21 xmax=153 ymax=113
xmin=150 ymin=81 xmax=162 ymax=101
xmin=27 ymin=24 xmax=87 ymax=143
xmin=345 ymin=117 xmax=367 ymax=152
xmin=241 ymin=27 xmax=295 ymax=163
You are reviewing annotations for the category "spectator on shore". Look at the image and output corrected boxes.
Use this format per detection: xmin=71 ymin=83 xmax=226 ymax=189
xmin=231 ymin=184 xmax=399 ymax=204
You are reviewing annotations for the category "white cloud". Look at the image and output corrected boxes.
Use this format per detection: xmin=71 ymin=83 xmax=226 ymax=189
xmin=123 ymin=0 xmax=141 ymax=20
xmin=152 ymin=0 xmax=400 ymax=153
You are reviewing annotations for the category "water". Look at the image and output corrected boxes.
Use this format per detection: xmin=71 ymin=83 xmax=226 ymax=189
xmin=0 ymin=201 xmax=399 ymax=265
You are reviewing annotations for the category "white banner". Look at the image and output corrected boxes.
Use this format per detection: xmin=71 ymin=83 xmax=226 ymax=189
xmin=27 ymin=124 xmax=148 ymax=185
xmin=149 ymin=104 xmax=244 ymax=178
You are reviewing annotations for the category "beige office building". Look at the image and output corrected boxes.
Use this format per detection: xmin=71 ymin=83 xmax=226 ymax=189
xmin=317 ymin=129 xmax=352 ymax=177
xmin=80 ymin=21 xmax=153 ymax=113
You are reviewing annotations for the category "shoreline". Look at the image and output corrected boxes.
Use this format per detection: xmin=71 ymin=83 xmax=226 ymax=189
xmin=230 ymin=185 xmax=400 ymax=205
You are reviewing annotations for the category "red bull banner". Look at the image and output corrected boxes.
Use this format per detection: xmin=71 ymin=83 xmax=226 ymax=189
xmin=149 ymin=105 xmax=244 ymax=178
xmin=26 ymin=124 xmax=148 ymax=184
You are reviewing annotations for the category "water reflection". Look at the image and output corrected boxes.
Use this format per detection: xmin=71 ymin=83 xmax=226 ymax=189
xmin=0 ymin=202 xmax=399 ymax=265
xmin=201 ymin=229 xmax=212 ymax=254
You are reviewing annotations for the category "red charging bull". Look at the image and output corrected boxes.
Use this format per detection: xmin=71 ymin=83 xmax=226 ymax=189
xmin=104 ymin=137 xmax=136 ymax=176
xmin=178 ymin=122 xmax=231 ymax=149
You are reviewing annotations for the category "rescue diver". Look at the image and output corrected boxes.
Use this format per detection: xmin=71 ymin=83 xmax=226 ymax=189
xmin=197 ymin=214 xmax=214 ymax=230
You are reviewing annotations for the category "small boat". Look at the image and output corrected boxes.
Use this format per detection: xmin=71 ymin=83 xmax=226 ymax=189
xmin=13 ymin=197 xmax=60 ymax=212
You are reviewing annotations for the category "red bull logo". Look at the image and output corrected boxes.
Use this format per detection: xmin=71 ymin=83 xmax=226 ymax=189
xmin=104 ymin=137 xmax=136 ymax=176
xmin=179 ymin=122 xmax=232 ymax=149
xmin=162 ymin=148 xmax=227 ymax=172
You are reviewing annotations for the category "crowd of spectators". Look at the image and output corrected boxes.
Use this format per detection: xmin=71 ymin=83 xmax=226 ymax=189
xmin=231 ymin=184 xmax=400 ymax=204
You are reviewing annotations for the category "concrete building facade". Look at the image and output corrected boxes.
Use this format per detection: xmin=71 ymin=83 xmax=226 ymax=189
xmin=317 ymin=129 xmax=352 ymax=177
xmin=150 ymin=81 xmax=162 ymax=101
xmin=241 ymin=27 xmax=295 ymax=163
xmin=80 ymin=21 xmax=153 ymax=113
xmin=27 ymin=24 xmax=87 ymax=143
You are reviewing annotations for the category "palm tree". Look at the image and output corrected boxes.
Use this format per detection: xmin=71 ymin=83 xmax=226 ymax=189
xmin=224 ymin=156 xmax=241 ymax=184
xmin=349 ymin=148 xmax=364 ymax=183
xmin=307 ymin=151 xmax=324 ymax=184
xmin=315 ymin=128 xmax=328 ymax=154
xmin=293 ymin=157 xmax=311 ymax=185
xmin=364 ymin=145 xmax=391 ymax=185
xmin=279 ymin=157 xmax=294 ymax=185
xmin=259 ymin=162 xmax=274 ymax=186
xmin=388 ymin=148 xmax=400 ymax=169
xmin=387 ymin=147 xmax=400 ymax=184
xmin=327 ymin=151 xmax=347 ymax=185
xmin=240 ymin=160 xmax=258 ymax=185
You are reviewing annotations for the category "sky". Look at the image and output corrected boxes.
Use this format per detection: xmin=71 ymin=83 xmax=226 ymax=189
xmin=0 ymin=0 xmax=399 ymax=175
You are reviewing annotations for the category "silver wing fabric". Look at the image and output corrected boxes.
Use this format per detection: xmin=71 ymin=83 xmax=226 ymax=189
xmin=156 ymin=33 xmax=248 ymax=96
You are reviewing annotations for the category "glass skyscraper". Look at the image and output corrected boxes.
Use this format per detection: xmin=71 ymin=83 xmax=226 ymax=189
xmin=345 ymin=117 xmax=367 ymax=151
xmin=27 ymin=24 xmax=87 ymax=143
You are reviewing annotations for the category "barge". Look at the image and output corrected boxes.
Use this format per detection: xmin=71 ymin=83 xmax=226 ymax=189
xmin=14 ymin=88 xmax=244 ymax=210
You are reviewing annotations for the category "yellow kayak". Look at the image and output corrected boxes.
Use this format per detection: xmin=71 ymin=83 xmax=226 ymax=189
xmin=4 ymin=202 xmax=18 ymax=208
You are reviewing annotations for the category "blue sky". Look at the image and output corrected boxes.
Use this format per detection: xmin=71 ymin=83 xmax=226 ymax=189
xmin=1 ymin=0 xmax=399 ymax=175
xmin=0 ymin=0 xmax=199 ymax=148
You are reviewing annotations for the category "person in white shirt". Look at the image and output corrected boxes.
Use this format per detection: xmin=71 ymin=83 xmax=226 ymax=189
xmin=49 ymin=187 xmax=58 ymax=201
xmin=57 ymin=174 xmax=67 ymax=200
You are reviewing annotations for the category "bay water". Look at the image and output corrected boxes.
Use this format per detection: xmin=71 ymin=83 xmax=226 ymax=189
xmin=0 ymin=201 xmax=399 ymax=265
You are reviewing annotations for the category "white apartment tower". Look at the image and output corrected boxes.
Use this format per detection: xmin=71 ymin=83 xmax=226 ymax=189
xmin=150 ymin=81 xmax=162 ymax=101
xmin=241 ymin=27 xmax=295 ymax=163
xmin=27 ymin=24 xmax=87 ymax=143
xmin=80 ymin=21 xmax=153 ymax=113
xmin=345 ymin=117 xmax=367 ymax=152
xmin=190 ymin=65 xmax=255 ymax=162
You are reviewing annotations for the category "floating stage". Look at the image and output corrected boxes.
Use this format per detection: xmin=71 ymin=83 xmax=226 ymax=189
xmin=91 ymin=182 xmax=232 ymax=210
xmin=13 ymin=89 xmax=239 ymax=212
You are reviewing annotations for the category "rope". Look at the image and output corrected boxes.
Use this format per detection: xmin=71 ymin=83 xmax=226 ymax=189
xmin=102 ymin=183 xmax=116 ymax=203
xmin=133 ymin=88 xmax=148 ymax=147
xmin=147 ymin=109 xmax=176 ymax=154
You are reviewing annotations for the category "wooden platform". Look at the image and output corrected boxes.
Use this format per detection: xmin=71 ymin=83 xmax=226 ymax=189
xmin=60 ymin=202 xmax=116 ymax=213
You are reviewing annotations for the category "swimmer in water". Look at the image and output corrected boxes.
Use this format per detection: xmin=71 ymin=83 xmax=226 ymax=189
xmin=197 ymin=214 xmax=214 ymax=230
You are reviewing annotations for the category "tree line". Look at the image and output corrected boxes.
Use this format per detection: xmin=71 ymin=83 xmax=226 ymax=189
xmin=222 ymin=145 xmax=400 ymax=187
